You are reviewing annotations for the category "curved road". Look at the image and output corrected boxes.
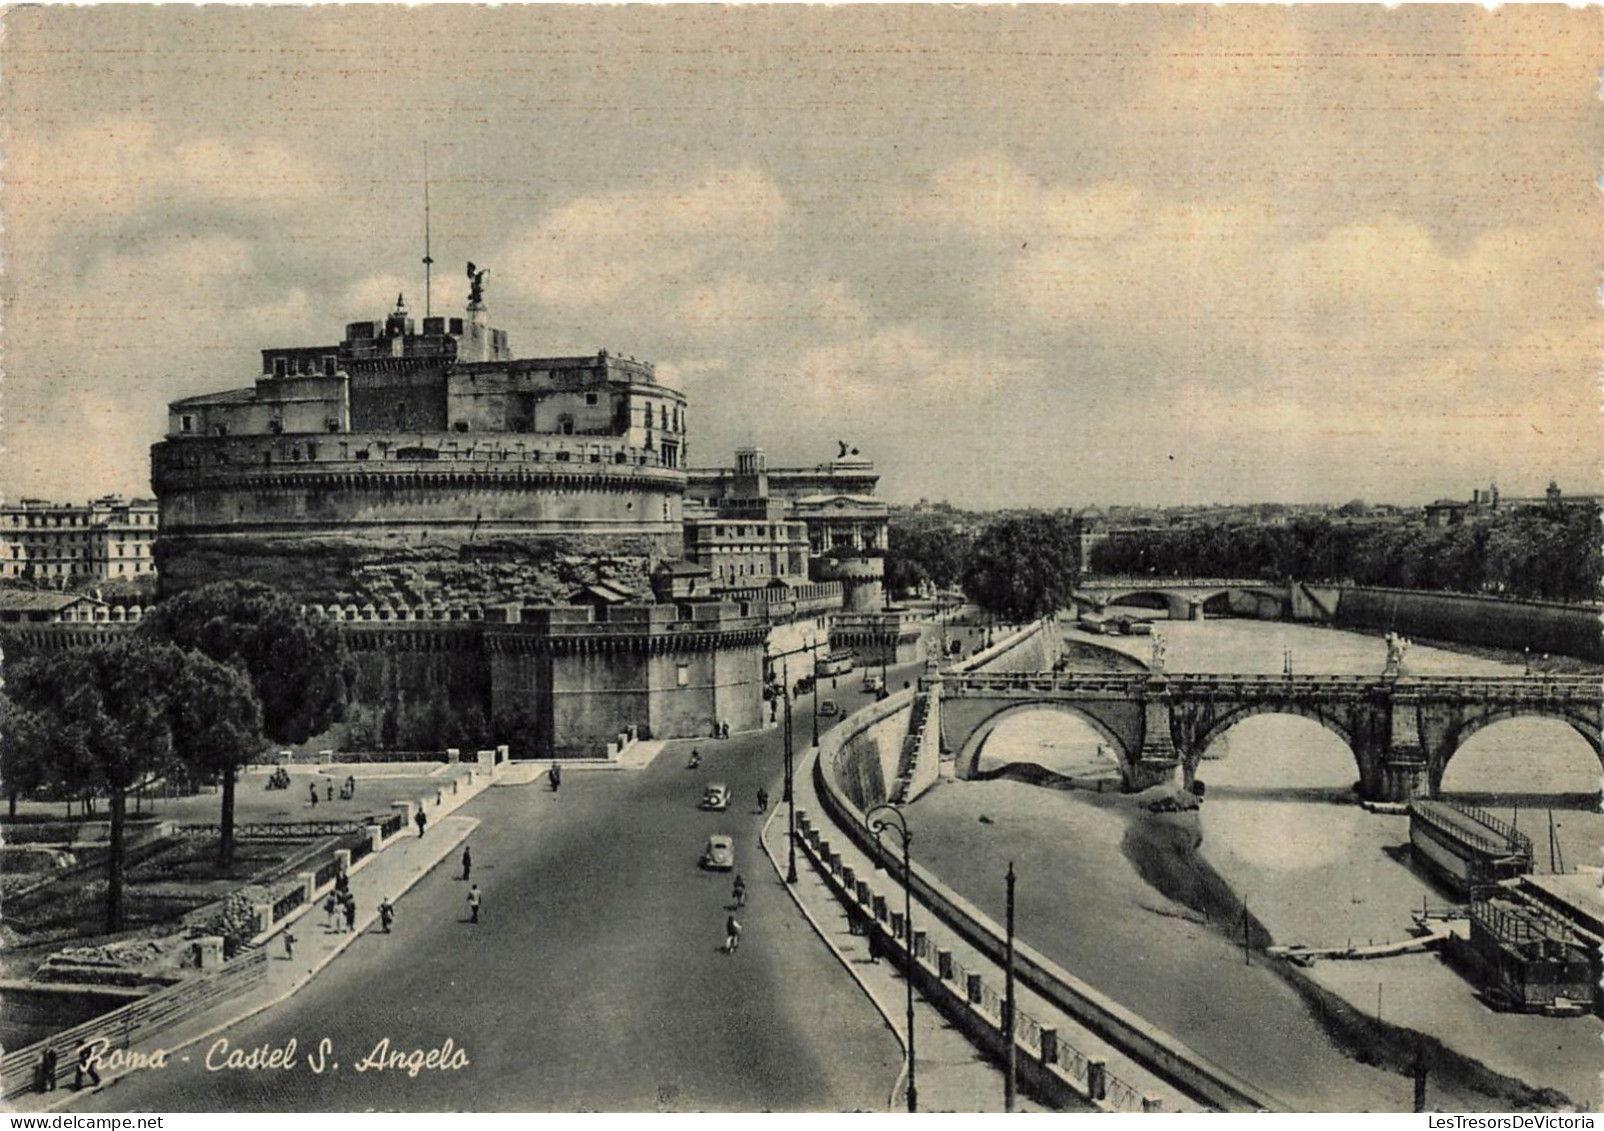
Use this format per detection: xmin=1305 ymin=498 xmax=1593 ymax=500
xmin=81 ymin=704 xmax=902 ymax=1112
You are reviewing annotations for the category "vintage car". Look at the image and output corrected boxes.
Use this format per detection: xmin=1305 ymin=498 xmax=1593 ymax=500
xmin=700 ymin=782 xmax=731 ymax=811
xmin=702 ymin=834 xmax=736 ymax=871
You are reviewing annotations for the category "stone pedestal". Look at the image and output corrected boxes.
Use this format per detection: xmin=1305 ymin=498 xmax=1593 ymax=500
xmin=193 ymin=936 xmax=225 ymax=969
xmin=1087 ymin=1058 xmax=1107 ymax=1101
xmin=1377 ymin=754 xmax=1430 ymax=802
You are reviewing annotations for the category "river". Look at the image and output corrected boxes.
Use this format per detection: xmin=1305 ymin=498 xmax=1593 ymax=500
xmin=907 ymin=613 xmax=1604 ymax=1111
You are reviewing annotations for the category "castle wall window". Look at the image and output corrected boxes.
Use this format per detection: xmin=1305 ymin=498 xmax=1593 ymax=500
xmin=180 ymin=415 xmax=195 ymax=433
xmin=274 ymin=358 xmax=288 ymax=377
xmin=585 ymin=392 xmax=599 ymax=406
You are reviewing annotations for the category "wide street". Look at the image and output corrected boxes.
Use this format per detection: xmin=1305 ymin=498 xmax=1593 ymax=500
xmin=76 ymin=675 xmax=912 ymax=1112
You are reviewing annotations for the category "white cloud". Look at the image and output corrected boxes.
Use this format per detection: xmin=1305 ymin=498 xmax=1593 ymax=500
xmin=502 ymin=167 xmax=789 ymax=310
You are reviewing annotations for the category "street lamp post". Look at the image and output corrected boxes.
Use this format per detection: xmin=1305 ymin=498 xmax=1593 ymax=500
xmin=783 ymin=657 xmax=797 ymax=884
xmin=810 ymin=636 xmax=820 ymax=749
xmin=1004 ymin=861 xmax=1017 ymax=1112
xmin=866 ymin=803 xmax=917 ymax=1113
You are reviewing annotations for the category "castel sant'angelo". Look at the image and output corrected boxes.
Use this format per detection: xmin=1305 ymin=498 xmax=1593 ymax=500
xmin=145 ymin=266 xmax=895 ymax=755
xmin=153 ymin=267 xmax=689 ymax=607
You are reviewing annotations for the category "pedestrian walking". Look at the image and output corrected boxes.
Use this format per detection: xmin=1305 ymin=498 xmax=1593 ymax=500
xmin=343 ymin=895 xmax=356 ymax=934
xmin=323 ymin=892 xmax=339 ymax=931
xmin=732 ymin=874 xmax=746 ymax=908
xmin=415 ymin=808 xmax=428 ymax=837
xmin=467 ymin=884 xmax=482 ymax=924
xmin=756 ymin=788 xmax=768 ymax=813
xmin=38 ymin=1047 xmax=58 ymax=1092
xmin=309 ymin=782 xmax=319 ymax=807
xmin=346 ymin=775 xmax=356 ymax=797
xmin=724 ymin=913 xmax=743 ymax=954
xmin=284 ymin=931 xmax=296 ymax=959
xmin=461 ymin=845 xmax=472 ymax=882
xmin=73 ymin=1045 xmax=101 ymax=1090
xmin=548 ymin=764 xmax=562 ymax=792
xmin=326 ymin=780 xmax=334 ymax=803
xmin=378 ymin=897 xmax=395 ymax=933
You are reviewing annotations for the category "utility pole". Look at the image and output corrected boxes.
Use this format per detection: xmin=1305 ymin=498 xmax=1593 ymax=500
xmin=1005 ymin=861 xmax=1017 ymax=1113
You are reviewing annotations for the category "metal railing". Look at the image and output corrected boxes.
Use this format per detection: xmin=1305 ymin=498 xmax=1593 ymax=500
xmin=0 ymin=949 xmax=269 ymax=1100
xmin=174 ymin=821 xmax=366 ymax=839
xmin=271 ymin=886 xmax=305 ymax=923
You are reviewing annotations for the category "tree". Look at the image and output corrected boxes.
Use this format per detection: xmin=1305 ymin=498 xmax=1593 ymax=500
xmin=140 ymin=580 xmax=351 ymax=862
xmin=166 ymin=657 xmax=264 ymax=867
xmin=962 ymin=513 xmax=1081 ymax=621
xmin=139 ymin=580 xmax=353 ymax=745
xmin=8 ymin=640 xmax=193 ymax=932
xmin=0 ymin=692 xmax=49 ymax=819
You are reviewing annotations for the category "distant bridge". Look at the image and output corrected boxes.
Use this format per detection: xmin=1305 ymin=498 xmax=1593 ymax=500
xmin=1071 ymin=578 xmax=1296 ymax=621
xmin=936 ymin=670 xmax=1602 ymax=802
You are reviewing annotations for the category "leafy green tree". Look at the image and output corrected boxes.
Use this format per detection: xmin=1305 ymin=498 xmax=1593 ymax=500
xmin=9 ymin=640 xmax=193 ymax=932
xmin=0 ymin=692 xmax=49 ymax=819
xmin=165 ymin=657 xmax=264 ymax=866
xmin=139 ymin=580 xmax=352 ymax=746
xmin=962 ymin=514 xmax=1081 ymax=621
xmin=141 ymin=581 xmax=350 ymax=861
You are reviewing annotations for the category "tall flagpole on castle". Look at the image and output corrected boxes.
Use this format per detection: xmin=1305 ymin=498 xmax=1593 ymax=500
xmin=422 ymin=143 xmax=434 ymax=319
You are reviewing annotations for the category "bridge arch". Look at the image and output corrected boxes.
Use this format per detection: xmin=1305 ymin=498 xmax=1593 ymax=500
xmin=1098 ymin=590 xmax=1190 ymax=619
xmin=1433 ymin=707 xmax=1604 ymax=795
xmin=1183 ymin=701 xmax=1361 ymax=784
xmin=956 ymin=700 xmax=1137 ymax=781
xmin=1200 ymin=588 xmax=1290 ymax=620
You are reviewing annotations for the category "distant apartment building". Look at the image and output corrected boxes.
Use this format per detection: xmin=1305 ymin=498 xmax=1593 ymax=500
xmin=0 ymin=496 xmax=159 ymax=585
xmin=685 ymin=447 xmax=888 ymax=611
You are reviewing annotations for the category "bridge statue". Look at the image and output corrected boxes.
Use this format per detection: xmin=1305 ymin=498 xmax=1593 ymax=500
xmin=1382 ymin=632 xmax=1411 ymax=678
xmin=1149 ymin=630 xmax=1167 ymax=673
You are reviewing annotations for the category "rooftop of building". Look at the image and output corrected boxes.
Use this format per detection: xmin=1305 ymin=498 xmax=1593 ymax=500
xmin=0 ymin=589 xmax=108 ymax=613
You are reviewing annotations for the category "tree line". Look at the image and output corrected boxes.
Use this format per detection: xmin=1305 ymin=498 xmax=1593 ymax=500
xmin=885 ymin=502 xmax=1602 ymax=622
xmin=1 ymin=581 xmax=354 ymax=932
xmin=1088 ymin=506 xmax=1602 ymax=604
xmin=887 ymin=509 xmax=1083 ymax=623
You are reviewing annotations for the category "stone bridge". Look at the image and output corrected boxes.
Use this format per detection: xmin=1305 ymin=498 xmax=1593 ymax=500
xmin=935 ymin=670 xmax=1602 ymax=802
xmin=1072 ymin=578 xmax=1294 ymax=621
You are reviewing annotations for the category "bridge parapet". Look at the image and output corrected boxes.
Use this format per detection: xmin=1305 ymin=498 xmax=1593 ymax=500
xmin=935 ymin=668 xmax=1601 ymax=803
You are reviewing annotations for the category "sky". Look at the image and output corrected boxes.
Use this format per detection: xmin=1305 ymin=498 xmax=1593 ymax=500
xmin=1 ymin=5 xmax=1600 ymax=509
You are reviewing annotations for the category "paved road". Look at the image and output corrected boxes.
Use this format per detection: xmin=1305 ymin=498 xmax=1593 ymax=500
xmin=79 ymin=693 xmax=904 ymax=1112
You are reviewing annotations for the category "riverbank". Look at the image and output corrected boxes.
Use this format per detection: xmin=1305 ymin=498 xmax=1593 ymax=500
xmin=948 ymin=618 xmax=1604 ymax=1109
xmin=908 ymin=778 xmax=1414 ymax=1110
xmin=1122 ymin=800 xmax=1576 ymax=1110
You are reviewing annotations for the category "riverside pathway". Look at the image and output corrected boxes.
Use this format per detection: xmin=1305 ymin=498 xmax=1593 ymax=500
xmin=770 ymin=745 xmax=1206 ymax=1113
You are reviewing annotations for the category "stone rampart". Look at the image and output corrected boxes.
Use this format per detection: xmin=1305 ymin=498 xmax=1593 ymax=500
xmin=1335 ymin=587 xmax=1603 ymax=662
xmin=952 ymin=616 xmax=1059 ymax=675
